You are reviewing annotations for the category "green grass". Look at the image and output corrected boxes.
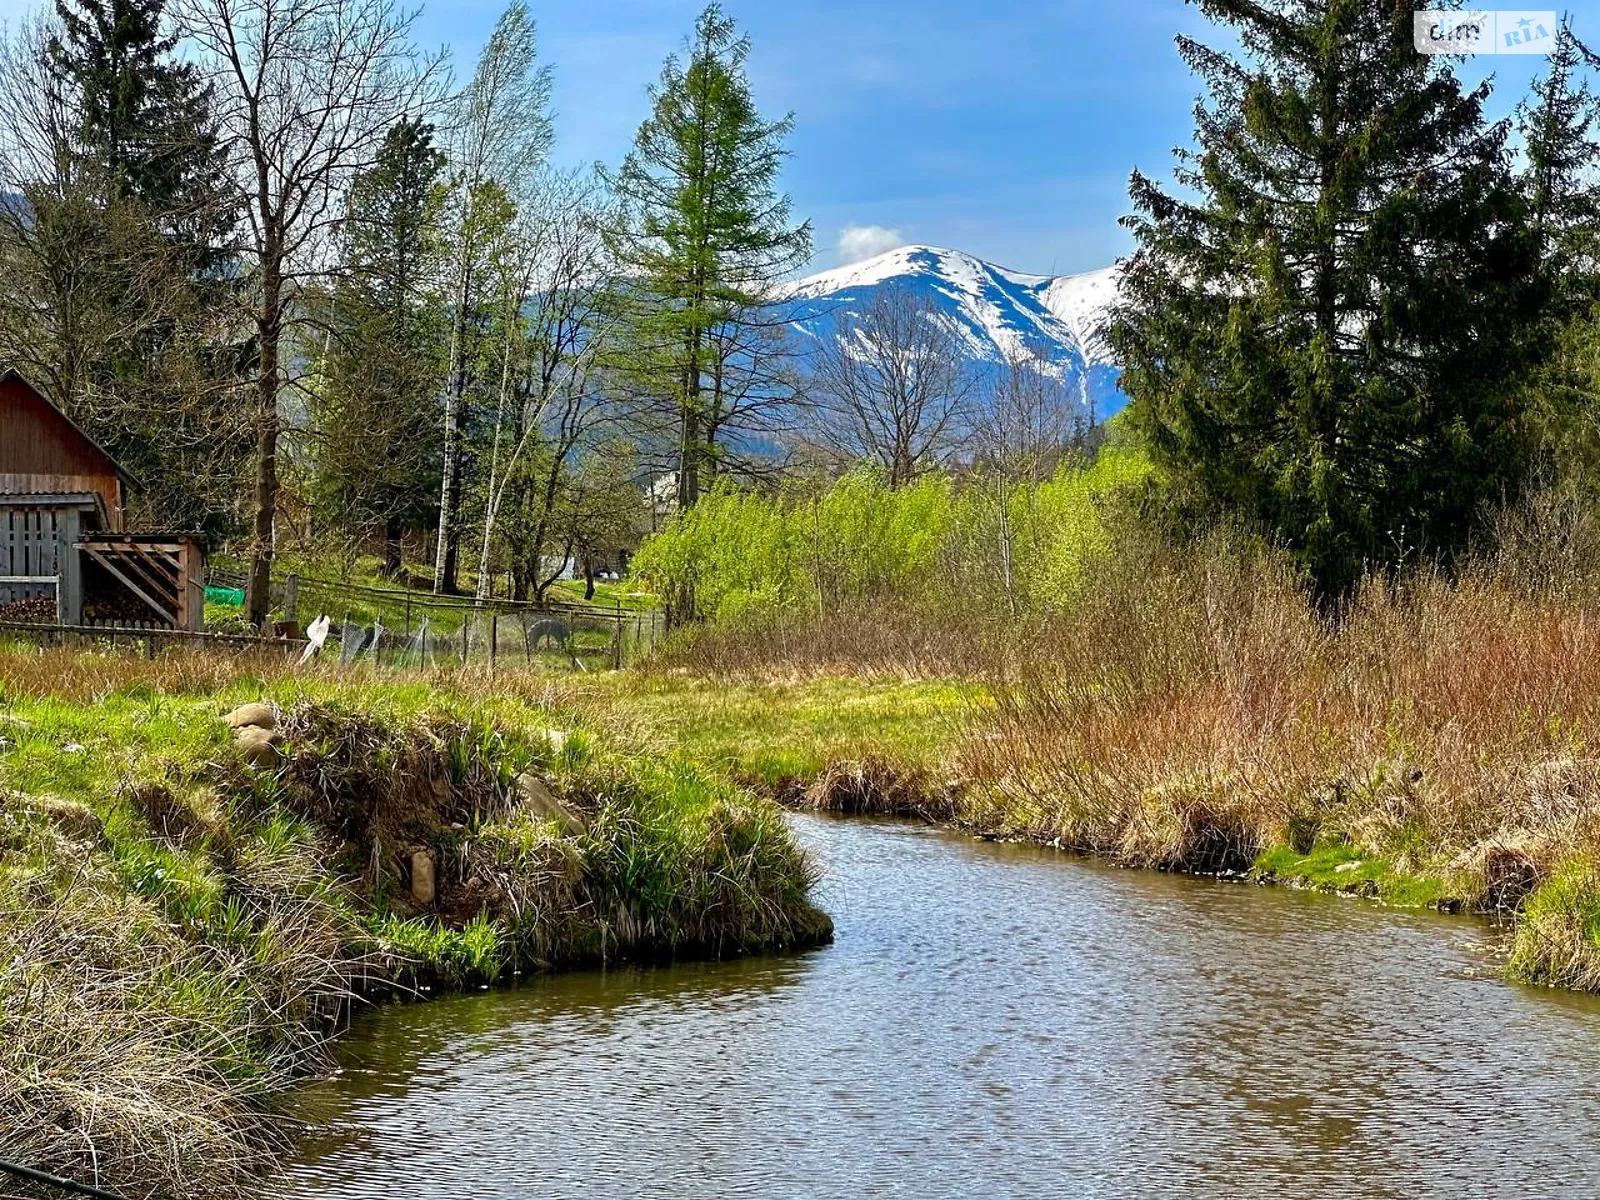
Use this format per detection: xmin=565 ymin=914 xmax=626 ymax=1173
xmin=1508 ymin=859 xmax=1600 ymax=989
xmin=0 ymin=660 xmax=825 ymax=1197
xmin=581 ymin=675 xmax=984 ymax=794
xmin=211 ymin=551 xmax=659 ymax=629
xmin=1252 ymin=842 xmax=1451 ymax=909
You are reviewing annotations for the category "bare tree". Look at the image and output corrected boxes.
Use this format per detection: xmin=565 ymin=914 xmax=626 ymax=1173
xmin=809 ymin=286 xmax=976 ymax=486
xmin=973 ymin=348 xmax=1084 ymax=610
xmin=471 ymin=169 xmax=615 ymax=602
xmin=176 ymin=0 xmax=446 ymax=627
xmin=433 ymin=0 xmax=552 ymax=595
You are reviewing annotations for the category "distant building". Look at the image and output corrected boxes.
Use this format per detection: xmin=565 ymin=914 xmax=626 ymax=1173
xmin=0 ymin=370 xmax=205 ymax=630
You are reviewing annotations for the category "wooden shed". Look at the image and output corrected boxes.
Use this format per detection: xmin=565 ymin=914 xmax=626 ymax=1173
xmin=0 ymin=368 xmax=130 ymax=528
xmin=0 ymin=370 xmax=205 ymax=630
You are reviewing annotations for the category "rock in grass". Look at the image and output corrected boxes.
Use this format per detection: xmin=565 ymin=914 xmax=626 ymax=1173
xmin=234 ymin=724 xmax=282 ymax=768
xmin=225 ymin=702 xmax=277 ymax=731
xmin=410 ymin=849 xmax=436 ymax=905
xmin=515 ymin=770 xmax=585 ymax=833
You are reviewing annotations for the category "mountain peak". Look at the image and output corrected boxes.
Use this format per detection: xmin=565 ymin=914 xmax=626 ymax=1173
xmin=780 ymin=244 xmax=1126 ymax=421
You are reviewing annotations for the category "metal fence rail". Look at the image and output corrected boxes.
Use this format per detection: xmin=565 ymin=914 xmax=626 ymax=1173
xmin=0 ymin=1157 xmax=130 ymax=1200
xmin=0 ymin=618 xmax=307 ymax=655
xmin=0 ymin=569 xmax=667 ymax=671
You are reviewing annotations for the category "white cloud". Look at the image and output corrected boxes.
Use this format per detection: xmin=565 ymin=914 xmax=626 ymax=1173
xmin=837 ymin=224 xmax=905 ymax=265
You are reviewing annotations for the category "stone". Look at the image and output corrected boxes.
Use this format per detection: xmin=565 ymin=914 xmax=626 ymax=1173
xmin=234 ymin=724 xmax=282 ymax=768
xmin=410 ymin=850 xmax=436 ymax=905
xmin=515 ymin=770 xmax=584 ymax=833
xmin=225 ymin=702 xmax=277 ymax=732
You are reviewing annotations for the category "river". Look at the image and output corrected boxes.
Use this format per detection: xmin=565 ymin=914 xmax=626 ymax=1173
xmin=280 ymin=814 xmax=1600 ymax=1197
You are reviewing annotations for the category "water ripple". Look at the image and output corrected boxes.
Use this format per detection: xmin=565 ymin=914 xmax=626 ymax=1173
xmin=279 ymin=816 xmax=1600 ymax=1198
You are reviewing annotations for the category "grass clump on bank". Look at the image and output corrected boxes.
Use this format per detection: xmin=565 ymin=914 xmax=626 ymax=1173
xmin=0 ymin=650 xmax=827 ymax=1198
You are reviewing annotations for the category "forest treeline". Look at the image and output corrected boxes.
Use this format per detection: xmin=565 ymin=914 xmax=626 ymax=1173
xmin=639 ymin=2 xmax=1600 ymax=628
xmin=6 ymin=0 xmax=1600 ymax=630
xmin=3 ymin=0 xmax=1039 ymax=624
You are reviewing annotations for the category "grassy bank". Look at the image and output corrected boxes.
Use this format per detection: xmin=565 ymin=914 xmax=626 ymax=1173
xmin=0 ymin=648 xmax=827 ymax=1198
xmin=17 ymin=533 xmax=1600 ymax=1196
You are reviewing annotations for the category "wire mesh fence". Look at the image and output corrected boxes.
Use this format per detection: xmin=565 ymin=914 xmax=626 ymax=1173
xmin=207 ymin=568 xmax=665 ymax=672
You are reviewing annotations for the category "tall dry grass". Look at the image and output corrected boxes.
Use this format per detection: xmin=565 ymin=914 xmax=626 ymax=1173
xmin=964 ymin=532 xmax=1600 ymax=869
xmin=652 ymin=483 xmax=1600 ymax=988
xmin=648 ymin=599 xmax=1004 ymax=683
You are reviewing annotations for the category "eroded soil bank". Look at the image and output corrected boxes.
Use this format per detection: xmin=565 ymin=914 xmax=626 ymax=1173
xmin=0 ymin=666 xmax=827 ymax=1199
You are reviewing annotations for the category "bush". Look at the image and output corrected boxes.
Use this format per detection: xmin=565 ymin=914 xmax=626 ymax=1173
xmin=630 ymin=442 xmax=1155 ymax=629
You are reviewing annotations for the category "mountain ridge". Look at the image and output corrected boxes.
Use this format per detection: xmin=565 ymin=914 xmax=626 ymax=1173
xmin=780 ymin=244 xmax=1126 ymax=422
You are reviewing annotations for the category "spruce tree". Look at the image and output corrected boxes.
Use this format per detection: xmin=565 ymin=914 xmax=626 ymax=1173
xmin=1519 ymin=17 xmax=1600 ymax=315
xmin=1515 ymin=18 xmax=1600 ymax=473
xmin=48 ymin=0 xmax=231 ymax=249
xmin=314 ymin=115 xmax=448 ymax=574
xmin=604 ymin=3 xmax=811 ymax=512
xmin=1108 ymin=0 xmax=1546 ymax=598
xmin=28 ymin=0 xmax=244 ymax=532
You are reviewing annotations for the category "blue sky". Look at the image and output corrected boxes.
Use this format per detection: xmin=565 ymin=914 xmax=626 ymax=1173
xmin=415 ymin=0 xmax=1564 ymax=277
xmin=0 ymin=0 xmax=1574 ymax=276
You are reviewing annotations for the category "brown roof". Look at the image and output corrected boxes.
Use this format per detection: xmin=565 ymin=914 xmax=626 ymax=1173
xmin=0 ymin=367 xmax=138 ymax=489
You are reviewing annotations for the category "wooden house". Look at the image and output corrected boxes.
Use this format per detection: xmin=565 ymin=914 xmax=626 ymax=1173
xmin=0 ymin=370 xmax=205 ymax=630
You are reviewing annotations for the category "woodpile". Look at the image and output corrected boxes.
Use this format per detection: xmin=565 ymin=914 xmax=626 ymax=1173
xmin=0 ymin=595 xmax=55 ymax=622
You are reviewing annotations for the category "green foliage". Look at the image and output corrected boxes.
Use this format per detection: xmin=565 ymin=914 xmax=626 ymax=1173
xmin=310 ymin=114 xmax=449 ymax=571
xmin=1109 ymin=0 xmax=1548 ymax=599
xmin=603 ymin=3 xmax=811 ymax=510
xmin=631 ymin=446 xmax=1153 ymax=623
xmin=1509 ymin=859 xmax=1600 ymax=989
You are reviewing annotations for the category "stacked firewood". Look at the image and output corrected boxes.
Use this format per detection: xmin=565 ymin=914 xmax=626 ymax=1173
xmin=0 ymin=595 xmax=57 ymax=622
xmin=84 ymin=595 xmax=157 ymax=624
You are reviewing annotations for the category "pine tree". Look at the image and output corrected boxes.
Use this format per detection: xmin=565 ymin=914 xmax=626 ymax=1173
xmin=48 ymin=0 xmax=232 ymax=250
xmin=313 ymin=115 xmax=448 ymax=574
xmin=22 ymin=0 xmax=246 ymax=532
xmin=1108 ymin=0 xmax=1547 ymax=599
xmin=604 ymin=3 xmax=811 ymax=512
xmin=1516 ymin=18 xmax=1600 ymax=473
xmin=1520 ymin=16 xmax=1600 ymax=315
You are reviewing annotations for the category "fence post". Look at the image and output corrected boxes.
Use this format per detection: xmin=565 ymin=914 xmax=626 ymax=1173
xmin=490 ymin=612 xmax=498 ymax=677
xmin=612 ymin=599 xmax=622 ymax=670
xmin=461 ymin=619 xmax=468 ymax=667
xmin=284 ymin=573 xmax=299 ymax=622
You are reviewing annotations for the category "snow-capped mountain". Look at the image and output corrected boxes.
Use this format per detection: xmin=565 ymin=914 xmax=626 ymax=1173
xmin=781 ymin=245 xmax=1126 ymax=423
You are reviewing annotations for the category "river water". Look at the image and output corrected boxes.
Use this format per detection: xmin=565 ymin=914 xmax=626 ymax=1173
xmin=280 ymin=815 xmax=1600 ymax=1198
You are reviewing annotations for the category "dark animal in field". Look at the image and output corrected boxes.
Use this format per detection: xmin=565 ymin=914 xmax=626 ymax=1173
xmin=526 ymin=617 xmax=571 ymax=652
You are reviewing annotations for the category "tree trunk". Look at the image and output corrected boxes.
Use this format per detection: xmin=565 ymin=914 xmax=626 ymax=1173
xmin=383 ymin=512 xmax=403 ymax=578
xmin=583 ymin=559 xmax=596 ymax=600
xmin=474 ymin=339 xmax=514 ymax=601
xmin=246 ymin=261 xmax=282 ymax=630
xmin=434 ymin=244 xmax=473 ymax=596
xmin=676 ymin=332 xmax=702 ymax=510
